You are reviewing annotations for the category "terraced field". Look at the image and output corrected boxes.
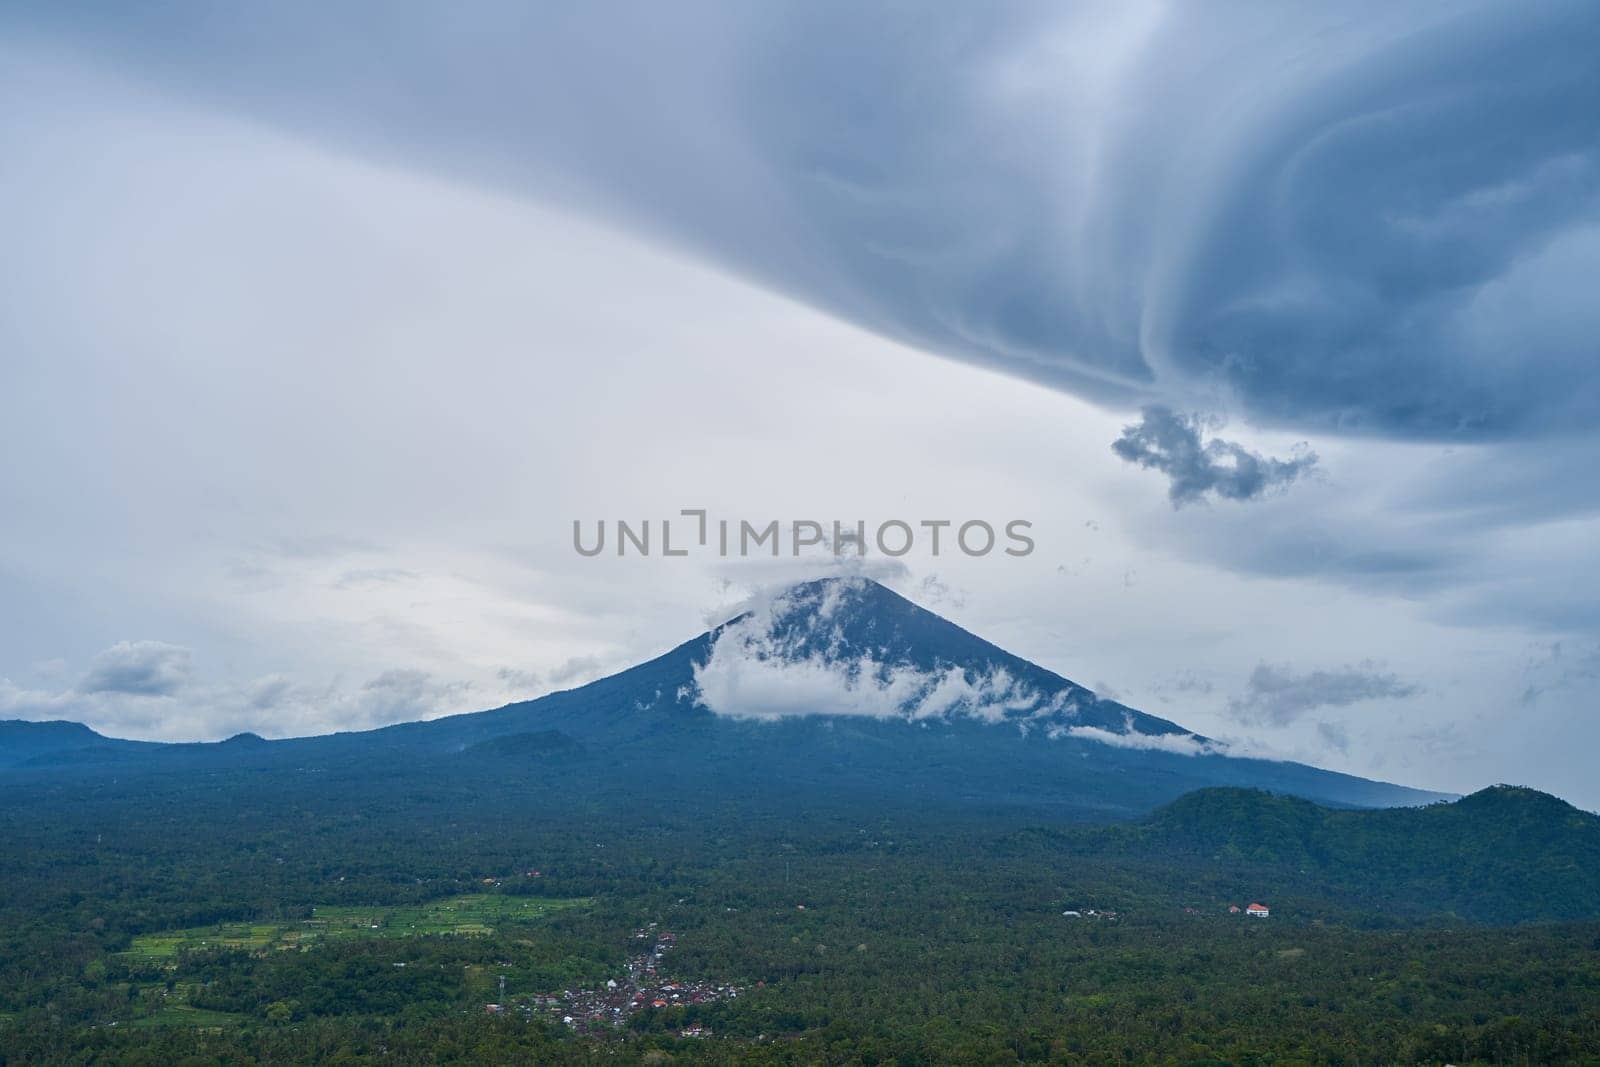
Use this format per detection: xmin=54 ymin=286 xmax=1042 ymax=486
xmin=123 ymin=895 xmax=588 ymax=960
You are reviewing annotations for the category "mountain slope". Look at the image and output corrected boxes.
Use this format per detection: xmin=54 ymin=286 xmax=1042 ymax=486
xmin=396 ymin=578 xmax=1446 ymax=814
xmin=0 ymin=578 xmax=1449 ymax=817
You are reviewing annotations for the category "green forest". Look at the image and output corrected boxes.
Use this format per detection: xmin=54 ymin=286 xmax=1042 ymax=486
xmin=2 ymin=764 xmax=1599 ymax=1065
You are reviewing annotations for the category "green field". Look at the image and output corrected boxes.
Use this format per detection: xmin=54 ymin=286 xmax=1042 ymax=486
xmin=123 ymin=1003 xmax=249 ymax=1030
xmin=122 ymin=895 xmax=588 ymax=961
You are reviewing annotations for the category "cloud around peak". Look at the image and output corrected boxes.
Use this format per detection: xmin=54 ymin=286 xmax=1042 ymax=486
xmin=686 ymin=580 xmax=1219 ymax=763
xmin=688 ymin=580 xmax=1058 ymax=724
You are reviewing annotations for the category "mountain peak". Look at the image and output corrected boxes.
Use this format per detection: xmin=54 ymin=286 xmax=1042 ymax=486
xmin=691 ymin=576 xmax=1192 ymax=738
xmin=1457 ymin=784 xmax=1586 ymax=816
xmin=221 ymin=731 xmax=269 ymax=746
xmin=1 ymin=719 xmax=114 ymax=768
xmin=1 ymin=582 xmax=1451 ymax=817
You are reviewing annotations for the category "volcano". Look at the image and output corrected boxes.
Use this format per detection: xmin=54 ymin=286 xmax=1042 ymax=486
xmin=1 ymin=577 xmax=1449 ymax=817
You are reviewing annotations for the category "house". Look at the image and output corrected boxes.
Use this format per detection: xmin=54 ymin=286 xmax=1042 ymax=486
xmin=1062 ymin=910 xmax=1082 ymax=917
xmin=1228 ymin=905 xmax=1241 ymax=914
xmin=1246 ymin=903 xmax=1270 ymax=918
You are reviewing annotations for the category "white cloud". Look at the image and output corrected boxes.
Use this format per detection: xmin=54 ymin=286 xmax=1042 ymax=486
xmin=1 ymin=643 xmax=477 ymax=741
xmin=1055 ymin=723 xmax=1220 ymax=758
xmin=688 ymin=580 xmax=1072 ymax=725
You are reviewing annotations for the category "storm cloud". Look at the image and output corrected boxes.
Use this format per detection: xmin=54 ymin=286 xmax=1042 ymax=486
xmin=6 ymin=1 xmax=1598 ymax=444
xmin=1111 ymin=407 xmax=1317 ymax=505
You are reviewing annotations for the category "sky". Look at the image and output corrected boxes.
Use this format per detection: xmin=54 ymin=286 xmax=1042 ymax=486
xmin=2 ymin=2 xmax=1598 ymax=808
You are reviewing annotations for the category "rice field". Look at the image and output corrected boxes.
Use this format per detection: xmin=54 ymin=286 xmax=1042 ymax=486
xmin=122 ymin=895 xmax=587 ymax=960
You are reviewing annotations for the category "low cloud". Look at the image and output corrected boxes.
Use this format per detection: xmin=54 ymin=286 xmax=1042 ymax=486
xmin=353 ymin=669 xmax=471 ymax=724
xmin=1 ymin=641 xmax=473 ymax=741
xmin=1112 ymin=407 xmax=1318 ymax=507
xmin=496 ymin=667 xmax=545 ymax=695
xmin=686 ymin=581 xmax=1242 ymax=764
xmin=1229 ymin=662 xmax=1419 ymax=727
xmin=547 ymin=656 xmax=604 ymax=687
xmin=1054 ymin=722 xmax=1220 ymax=758
xmin=689 ymin=580 xmax=1067 ymax=725
xmin=77 ymin=641 xmax=192 ymax=697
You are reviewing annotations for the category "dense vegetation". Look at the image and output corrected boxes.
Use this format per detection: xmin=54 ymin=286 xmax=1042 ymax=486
xmin=1 ymin=740 xmax=1598 ymax=1065
xmin=0 ymin=590 xmax=1588 ymax=1062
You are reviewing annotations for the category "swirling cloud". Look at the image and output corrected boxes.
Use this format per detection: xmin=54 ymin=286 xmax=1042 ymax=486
xmin=6 ymin=1 xmax=1597 ymax=442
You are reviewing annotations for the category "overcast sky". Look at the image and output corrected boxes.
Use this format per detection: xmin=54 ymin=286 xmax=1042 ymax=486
xmin=2 ymin=2 xmax=1598 ymax=808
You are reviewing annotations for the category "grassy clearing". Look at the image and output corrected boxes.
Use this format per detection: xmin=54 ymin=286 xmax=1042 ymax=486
xmin=123 ymin=1003 xmax=248 ymax=1029
xmin=122 ymin=895 xmax=588 ymax=960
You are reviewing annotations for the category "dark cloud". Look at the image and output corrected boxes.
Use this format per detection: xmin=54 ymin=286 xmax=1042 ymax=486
xmin=1111 ymin=407 xmax=1317 ymax=506
xmin=76 ymin=641 xmax=192 ymax=697
xmin=8 ymin=3 xmax=1599 ymax=445
xmin=1229 ymin=662 xmax=1419 ymax=727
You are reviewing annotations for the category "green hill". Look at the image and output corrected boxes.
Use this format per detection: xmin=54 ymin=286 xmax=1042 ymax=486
xmin=1137 ymin=785 xmax=1600 ymax=922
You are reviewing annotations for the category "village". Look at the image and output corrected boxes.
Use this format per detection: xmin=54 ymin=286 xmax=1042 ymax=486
xmin=1063 ymin=902 xmax=1270 ymax=919
xmin=499 ymin=924 xmax=743 ymax=1038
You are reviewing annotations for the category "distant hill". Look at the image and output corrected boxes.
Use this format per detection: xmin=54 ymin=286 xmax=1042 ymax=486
xmin=1135 ymin=785 xmax=1600 ymax=922
xmin=0 ymin=719 xmax=147 ymax=768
